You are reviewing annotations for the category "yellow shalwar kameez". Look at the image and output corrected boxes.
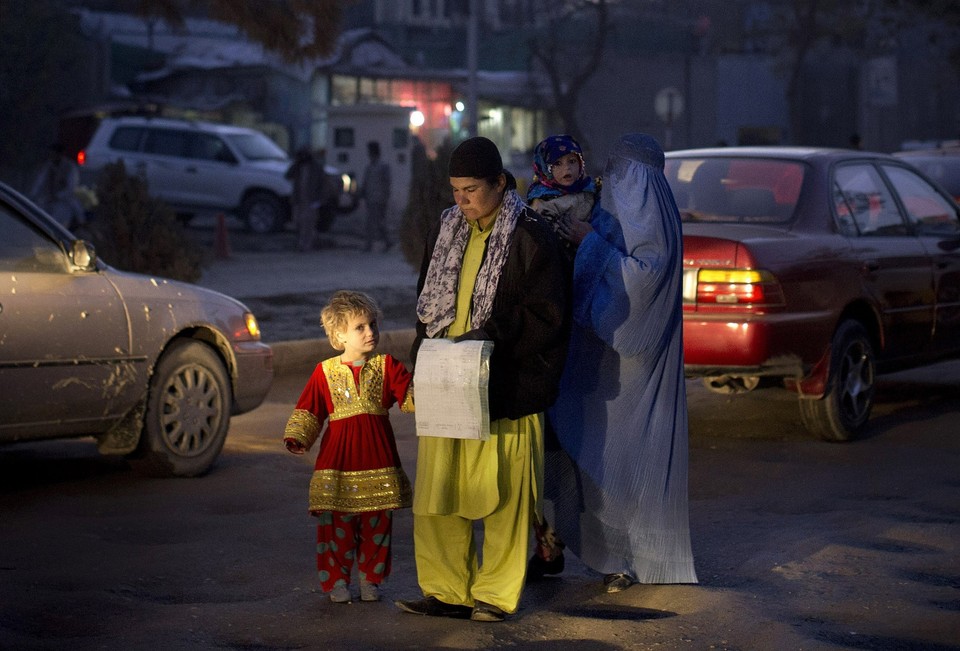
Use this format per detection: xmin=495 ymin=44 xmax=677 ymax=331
xmin=412 ymin=215 xmax=545 ymax=615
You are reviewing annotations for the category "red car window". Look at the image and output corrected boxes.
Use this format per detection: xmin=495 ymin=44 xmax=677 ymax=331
xmin=726 ymin=160 xmax=803 ymax=205
xmin=667 ymin=158 xmax=804 ymax=223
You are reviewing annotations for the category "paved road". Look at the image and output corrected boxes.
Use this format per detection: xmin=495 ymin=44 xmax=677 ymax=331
xmin=1 ymin=361 xmax=957 ymax=650
xmin=1 ymin=221 xmax=958 ymax=650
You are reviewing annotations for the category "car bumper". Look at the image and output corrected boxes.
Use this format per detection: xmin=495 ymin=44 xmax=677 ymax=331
xmin=232 ymin=342 xmax=274 ymax=413
xmin=682 ymin=313 xmax=832 ymax=378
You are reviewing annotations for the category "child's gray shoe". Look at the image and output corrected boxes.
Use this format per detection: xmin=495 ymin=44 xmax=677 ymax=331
xmin=360 ymin=578 xmax=380 ymax=602
xmin=329 ymin=584 xmax=352 ymax=603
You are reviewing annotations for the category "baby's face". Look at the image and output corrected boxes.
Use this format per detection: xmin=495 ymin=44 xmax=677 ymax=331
xmin=549 ymin=152 xmax=582 ymax=186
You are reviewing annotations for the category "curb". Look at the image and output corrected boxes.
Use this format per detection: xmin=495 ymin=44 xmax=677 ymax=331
xmin=268 ymin=328 xmax=417 ymax=378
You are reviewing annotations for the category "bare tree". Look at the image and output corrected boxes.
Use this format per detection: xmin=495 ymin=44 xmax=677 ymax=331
xmin=127 ymin=0 xmax=350 ymax=62
xmin=527 ymin=0 xmax=611 ymax=153
xmin=745 ymin=0 xmax=872 ymax=144
xmin=0 ymin=1 xmax=97 ymax=188
xmin=878 ymin=0 xmax=960 ymax=69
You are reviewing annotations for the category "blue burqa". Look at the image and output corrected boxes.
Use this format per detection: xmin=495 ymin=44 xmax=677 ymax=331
xmin=546 ymin=134 xmax=697 ymax=584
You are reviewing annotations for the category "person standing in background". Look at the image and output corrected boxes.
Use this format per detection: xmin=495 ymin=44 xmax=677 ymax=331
xmin=359 ymin=141 xmax=392 ymax=252
xmin=30 ymin=142 xmax=84 ymax=229
xmin=312 ymin=149 xmax=342 ymax=245
xmin=286 ymin=147 xmax=327 ymax=252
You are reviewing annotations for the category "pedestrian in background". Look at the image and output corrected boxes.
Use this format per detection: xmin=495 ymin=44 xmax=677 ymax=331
xmin=285 ymin=147 xmax=329 ymax=252
xmin=359 ymin=141 xmax=392 ymax=252
xmin=30 ymin=142 xmax=84 ymax=230
xmin=312 ymin=148 xmax=341 ymax=242
xmin=283 ymin=291 xmax=414 ymax=604
xmin=545 ymin=133 xmax=698 ymax=593
xmin=395 ymin=136 xmax=569 ymax=622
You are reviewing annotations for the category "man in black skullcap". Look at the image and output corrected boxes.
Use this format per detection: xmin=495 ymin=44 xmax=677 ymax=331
xmin=395 ymin=137 xmax=569 ymax=622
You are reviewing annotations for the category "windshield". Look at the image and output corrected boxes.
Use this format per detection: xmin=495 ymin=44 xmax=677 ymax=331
xmin=665 ymin=157 xmax=805 ymax=224
xmin=225 ymin=132 xmax=289 ymax=161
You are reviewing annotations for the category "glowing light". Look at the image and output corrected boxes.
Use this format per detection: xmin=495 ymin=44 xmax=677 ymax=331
xmin=410 ymin=110 xmax=425 ymax=127
xmin=455 ymin=101 xmax=465 ymax=112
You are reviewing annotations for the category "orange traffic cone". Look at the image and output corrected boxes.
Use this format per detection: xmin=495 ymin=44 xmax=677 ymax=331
xmin=214 ymin=212 xmax=231 ymax=259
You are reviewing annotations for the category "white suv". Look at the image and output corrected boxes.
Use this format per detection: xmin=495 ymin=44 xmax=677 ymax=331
xmin=78 ymin=116 xmax=293 ymax=233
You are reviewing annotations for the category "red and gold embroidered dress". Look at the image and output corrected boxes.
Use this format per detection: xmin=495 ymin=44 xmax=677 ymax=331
xmin=283 ymin=354 xmax=414 ymax=513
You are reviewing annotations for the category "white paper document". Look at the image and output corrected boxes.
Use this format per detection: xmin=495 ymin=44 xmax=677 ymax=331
xmin=414 ymin=338 xmax=494 ymax=440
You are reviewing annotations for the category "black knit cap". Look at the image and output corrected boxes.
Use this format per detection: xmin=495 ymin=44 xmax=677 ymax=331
xmin=448 ymin=136 xmax=503 ymax=178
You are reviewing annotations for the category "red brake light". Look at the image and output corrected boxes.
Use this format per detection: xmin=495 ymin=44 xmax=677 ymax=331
xmin=687 ymin=268 xmax=785 ymax=307
xmin=77 ymin=150 xmax=86 ymax=166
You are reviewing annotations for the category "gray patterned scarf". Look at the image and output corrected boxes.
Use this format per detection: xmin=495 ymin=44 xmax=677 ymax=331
xmin=417 ymin=189 xmax=525 ymax=338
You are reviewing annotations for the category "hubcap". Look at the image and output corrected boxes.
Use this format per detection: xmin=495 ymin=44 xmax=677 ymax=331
xmin=159 ymin=365 xmax=223 ymax=457
xmin=838 ymin=341 xmax=873 ymax=423
xmin=247 ymin=202 xmax=276 ymax=233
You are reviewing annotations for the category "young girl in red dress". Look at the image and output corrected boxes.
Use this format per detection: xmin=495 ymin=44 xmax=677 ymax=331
xmin=283 ymin=291 xmax=414 ymax=604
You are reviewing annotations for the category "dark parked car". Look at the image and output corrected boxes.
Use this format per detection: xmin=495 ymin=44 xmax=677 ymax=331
xmin=894 ymin=147 xmax=960 ymax=203
xmin=665 ymin=147 xmax=960 ymax=441
xmin=0 ymin=180 xmax=274 ymax=475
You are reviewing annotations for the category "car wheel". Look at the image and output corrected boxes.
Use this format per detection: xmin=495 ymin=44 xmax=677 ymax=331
xmin=242 ymin=191 xmax=283 ymax=234
xmin=130 ymin=340 xmax=232 ymax=477
xmin=798 ymin=320 xmax=875 ymax=442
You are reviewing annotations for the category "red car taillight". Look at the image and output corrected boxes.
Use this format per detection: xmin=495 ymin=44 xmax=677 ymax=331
xmin=685 ymin=268 xmax=785 ymax=308
xmin=77 ymin=150 xmax=86 ymax=166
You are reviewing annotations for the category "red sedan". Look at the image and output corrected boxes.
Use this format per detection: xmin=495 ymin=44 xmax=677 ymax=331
xmin=665 ymin=147 xmax=960 ymax=441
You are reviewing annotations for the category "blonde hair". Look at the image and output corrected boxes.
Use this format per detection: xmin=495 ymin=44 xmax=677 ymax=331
xmin=320 ymin=290 xmax=382 ymax=350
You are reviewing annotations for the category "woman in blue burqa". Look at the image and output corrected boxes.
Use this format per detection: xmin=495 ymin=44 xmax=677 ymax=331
xmin=543 ymin=133 xmax=697 ymax=592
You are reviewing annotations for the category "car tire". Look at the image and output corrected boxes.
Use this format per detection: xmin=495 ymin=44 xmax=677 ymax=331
xmin=242 ymin=191 xmax=283 ymax=234
xmin=798 ymin=320 xmax=875 ymax=442
xmin=130 ymin=340 xmax=232 ymax=477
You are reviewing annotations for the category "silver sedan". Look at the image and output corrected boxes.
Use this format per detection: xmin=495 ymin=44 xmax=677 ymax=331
xmin=0 ymin=181 xmax=273 ymax=476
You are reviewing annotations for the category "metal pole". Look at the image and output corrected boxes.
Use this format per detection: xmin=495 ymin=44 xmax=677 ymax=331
xmin=467 ymin=0 xmax=479 ymax=137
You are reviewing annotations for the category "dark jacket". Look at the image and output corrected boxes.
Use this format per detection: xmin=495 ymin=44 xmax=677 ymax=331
xmin=413 ymin=207 xmax=570 ymax=422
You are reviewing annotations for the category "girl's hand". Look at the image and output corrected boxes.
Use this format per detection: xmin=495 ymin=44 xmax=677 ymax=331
xmin=285 ymin=439 xmax=306 ymax=455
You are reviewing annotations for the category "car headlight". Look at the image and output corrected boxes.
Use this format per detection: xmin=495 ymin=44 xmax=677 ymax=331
xmin=243 ymin=312 xmax=262 ymax=340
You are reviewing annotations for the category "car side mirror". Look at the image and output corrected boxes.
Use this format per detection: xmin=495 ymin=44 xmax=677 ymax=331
xmin=70 ymin=239 xmax=98 ymax=270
